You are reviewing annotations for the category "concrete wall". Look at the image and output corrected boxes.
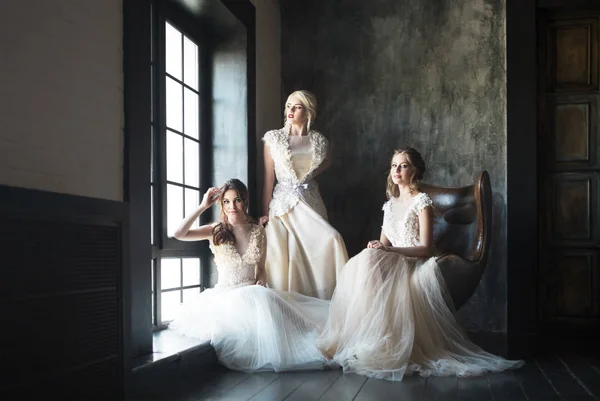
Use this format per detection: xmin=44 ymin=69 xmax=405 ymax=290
xmin=281 ymin=0 xmax=507 ymax=333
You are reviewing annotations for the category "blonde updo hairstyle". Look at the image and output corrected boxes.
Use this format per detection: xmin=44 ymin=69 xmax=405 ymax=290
xmin=283 ymin=90 xmax=317 ymax=132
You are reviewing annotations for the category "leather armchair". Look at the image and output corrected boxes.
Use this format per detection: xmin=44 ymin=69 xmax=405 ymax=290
xmin=420 ymin=171 xmax=492 ymax=309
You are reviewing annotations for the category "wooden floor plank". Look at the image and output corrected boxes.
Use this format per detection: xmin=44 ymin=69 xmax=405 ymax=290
xmin=587 ymin=355 xmax=600 ymax=375
xmin=536 ymin=355 xmax=595 ymax=401
xmin=487 ymin=371 xmax=528 ymax=401
xmin=183 ymin=369 xmax=253 ymax=401
xmin=248 ymin=372 xmax=320 ymax=401
xmin=354 ymin=375 xmax=427 ymax=401
xmin=422 ymin=376 xmax=458 ymax=401
xmin=282 ymin=369 xmax=342 ymax=401
xmin=517 ymin=360 xmax=560 ymax=401
xmin=317 ymin=372 xmax=367 ymax=401
xmin=558 ymin=354 xmax=600 ymax=400
xmin=169 ymin=354 xmax=600 ymax=401
xmin=457 ymin=376 xmax=493 ymax=401
xmin=210 ymin=372 xmax=280 ymax=401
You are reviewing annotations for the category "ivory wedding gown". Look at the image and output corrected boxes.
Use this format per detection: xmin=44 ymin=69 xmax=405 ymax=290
xmin=168 ymin=224 xmax=333 ymax=372
xmin=317 ymin=192 xmax=524 ymax=381
xmin=262 ymin=128 xmax=348 ymax=300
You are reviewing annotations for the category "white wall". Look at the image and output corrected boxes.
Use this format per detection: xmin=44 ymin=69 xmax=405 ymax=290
xmin=0 ymin=0 xmax=123 ymax=201
xmin=250 ymin=0 xmax=281 ymax=211
xmin=0 ymin=0 xmax=278 ymax=204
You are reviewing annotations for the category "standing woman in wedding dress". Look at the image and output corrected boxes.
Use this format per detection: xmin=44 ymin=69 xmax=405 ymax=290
xmin=168 ymin=179 xmax=332 ymax=373
xmin=259 ymin=90 xmax=348 ymax=300
xmin=317 ymin=148 xmax=523 ymax=381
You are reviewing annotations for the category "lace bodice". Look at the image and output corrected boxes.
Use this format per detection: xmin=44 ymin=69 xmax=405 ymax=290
xmin=209 ymin=224 xmax=266 ymax=288
xmin=382 ymin=193 xmax=433 ymax=247
xmin=263 ymin=128 xmax=329 ymax=219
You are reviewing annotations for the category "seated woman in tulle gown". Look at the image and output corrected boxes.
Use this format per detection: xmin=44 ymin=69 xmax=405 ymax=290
xmin=317 ymin=148 xmax=524 ymax=381
xmin=168 ymin=178 xmax=333 ymax=373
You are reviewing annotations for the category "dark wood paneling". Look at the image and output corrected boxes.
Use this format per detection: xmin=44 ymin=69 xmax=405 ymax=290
xmin=554 ymin=102 xmax=590 ymax=162
xmin=546 ymin=18 xmax=599 ymax=91
xmin=548 ymin=174 xmax=596 ymax=243
xmin=539 ymin=10 xmax=600 ymax=338
xmin=547 ymin=95 xmax=599 ymax=170
xmin=0 ymin=219 xmax=120 ymax=296
xmin=10 ymin=357 xmax=122 ymax=401
xmin=0 ymin=185 xmax=127 ymax=400
xmin=550 ymin=250 xmax=598 ymax=320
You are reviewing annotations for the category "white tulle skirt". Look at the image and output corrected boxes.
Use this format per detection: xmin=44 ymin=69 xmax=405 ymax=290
xmin=317 ymin=248 xmax=524 ymax=381
xmin=168 ymin=282 xmax=334 ymax=372
xmin=265 ymin=200 xmax=348 ymax=300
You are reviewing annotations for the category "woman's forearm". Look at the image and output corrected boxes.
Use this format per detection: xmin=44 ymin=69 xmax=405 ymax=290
xmin=173 ymin=204 xmax=209 ymax=239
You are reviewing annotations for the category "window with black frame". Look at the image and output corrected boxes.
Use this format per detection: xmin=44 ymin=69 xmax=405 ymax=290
xmin=151 ymin=9 xmax=207 ymax=329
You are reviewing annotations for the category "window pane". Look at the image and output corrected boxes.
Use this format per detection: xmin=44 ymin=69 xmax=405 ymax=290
xmin=183 ymin=287 xmax=201 ymax=304
xmin=184 ymin=138 xmax=199 ymax=187
xmin=184 ymin=88 xmax=199 ymax=139
xmin=167 ymin=130 xmax=183 ymax=184
xmin=150 ymin=184 xmax=154 ymax=244
xmin=183 ymin=36 xmax=198 ymax=90
xmin=151 ymin=259 xmax=155 ymax=324
xmin=150 ymin=65 xmax=154 ymax=122
xmin=150 ymin=125 xmax=154 ymax=182
xmin=185 ymin=188 xmax=199 ymax=229
xmin=165 ymin=22 xmax=182 ymax=80
xmin=161 ymin=290 xmax=180 ymax=322
xmin=166 ymin=77 xmax=183 ymax=132
xmin=161 ymin=258 xmax=181 ymax=290
xmin=167 ymin=184 xmax=184 ymax=236
xmin=182 ymin=258 xmax=200 ymax=286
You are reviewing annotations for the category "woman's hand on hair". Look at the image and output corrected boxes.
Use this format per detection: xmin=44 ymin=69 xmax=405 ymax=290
xmin=258 ymin=215 xmax=269 ymax=226
xmin=201 ymin=187 xmax=221 ymax=208
xmin=367 ymin=240 xmax=389 ymax=251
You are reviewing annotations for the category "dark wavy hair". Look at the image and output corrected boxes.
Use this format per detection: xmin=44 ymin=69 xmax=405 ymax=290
xmin=386 ymin=147 xmax=426 ymax=199
xmin=212 ymin=179 xmax=253 ymax=246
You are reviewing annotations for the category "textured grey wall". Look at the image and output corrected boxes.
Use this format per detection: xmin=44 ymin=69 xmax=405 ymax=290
xmin=281 ymin=0 xmax=507 ymax=332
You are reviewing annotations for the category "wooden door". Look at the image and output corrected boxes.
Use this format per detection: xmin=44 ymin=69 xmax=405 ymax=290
xmin=538 ymin=11 xmax=600 ymax=335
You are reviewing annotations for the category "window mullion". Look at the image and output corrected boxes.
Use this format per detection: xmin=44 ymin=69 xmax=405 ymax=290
xmin=158 ymin=14 xmax=169 ymax=249
xmin=154 ymin=258 xmax=162 ymax=327
xmin=180 ymin=31 xmax=187 ymax=229
xmin=179 ymin=258 xmax=184 ymax=304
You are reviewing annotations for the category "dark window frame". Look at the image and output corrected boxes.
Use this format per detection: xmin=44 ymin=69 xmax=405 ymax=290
xmin=124 ymin=0 xmax=256 ymax=360
xmin=151 ymin=0 xmax=213 ymax=330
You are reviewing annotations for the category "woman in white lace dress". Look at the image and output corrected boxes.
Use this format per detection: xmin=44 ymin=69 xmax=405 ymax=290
xmin=317 ymin=148 xmax=523 ymax=381
xmin=259 ymin=90 xmax=348 ymax=300
xmin=168 ymin=179 xmax=333 ymax=373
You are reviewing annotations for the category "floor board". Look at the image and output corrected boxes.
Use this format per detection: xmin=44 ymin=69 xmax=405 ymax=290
xmin=162 ymin=354 xmax=600 ymax=401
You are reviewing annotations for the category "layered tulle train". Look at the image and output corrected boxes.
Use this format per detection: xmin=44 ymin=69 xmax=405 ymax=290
xmin=317 ymin=248 xmax=524 ymax=381
xmin=169 ymin=283 xmax=334 ymax=372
